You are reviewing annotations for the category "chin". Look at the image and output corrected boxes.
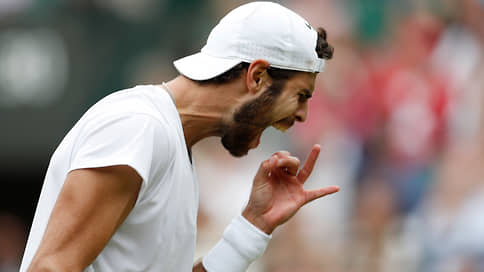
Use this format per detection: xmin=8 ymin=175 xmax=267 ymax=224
xmin=221 ymin=132 xmax=253 ymax=157
xmin=229 ymin=149 xmax=249 ymax=157
xmin=220 ymin=121 xmax=265 ymax=157
xmin=221 ymin=137 xmax=250 ymax=157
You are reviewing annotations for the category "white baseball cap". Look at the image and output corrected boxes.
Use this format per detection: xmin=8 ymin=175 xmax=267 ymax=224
xmin=173 ymin=1 xmax=325 ymax=81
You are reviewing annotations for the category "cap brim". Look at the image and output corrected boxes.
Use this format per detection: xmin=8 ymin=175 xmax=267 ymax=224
xmin=173 ymin=52 xmax=242 ymax=81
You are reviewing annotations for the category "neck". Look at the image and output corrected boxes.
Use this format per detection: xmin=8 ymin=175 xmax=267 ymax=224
xmin=161 ymin=76 xmax=247 ymax=149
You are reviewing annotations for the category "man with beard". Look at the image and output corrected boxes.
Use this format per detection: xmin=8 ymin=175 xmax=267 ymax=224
xmin=21 ymin=2 xmax=337 ymax=272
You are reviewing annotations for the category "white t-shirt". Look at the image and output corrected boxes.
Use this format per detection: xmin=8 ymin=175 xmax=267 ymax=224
xmin=20 ymin=85 xmax=199 ymax=272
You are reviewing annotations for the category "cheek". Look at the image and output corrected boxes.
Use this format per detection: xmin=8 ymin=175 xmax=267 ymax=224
xmin=271 ymin=97 xmax=299 ymax=118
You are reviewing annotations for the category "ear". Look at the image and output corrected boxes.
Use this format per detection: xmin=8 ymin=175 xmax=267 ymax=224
xmin=246 ymin=59 xmax=270 ymax=94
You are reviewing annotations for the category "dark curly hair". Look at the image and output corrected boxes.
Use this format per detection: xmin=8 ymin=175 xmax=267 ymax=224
xmin=194 ymin=27 xmax=334 ymax=85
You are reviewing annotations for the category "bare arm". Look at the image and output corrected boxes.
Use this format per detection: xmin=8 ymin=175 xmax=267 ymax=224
xmin=27 ymin=165 xmax=142 ymax=272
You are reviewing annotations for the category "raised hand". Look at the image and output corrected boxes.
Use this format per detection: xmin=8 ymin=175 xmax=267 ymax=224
xmin=242 ymin=144 xmax=339 ymax=234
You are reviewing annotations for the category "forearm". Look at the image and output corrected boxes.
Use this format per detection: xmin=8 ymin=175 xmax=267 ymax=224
xmin=28 ymin=256 xmax=83 ymax=272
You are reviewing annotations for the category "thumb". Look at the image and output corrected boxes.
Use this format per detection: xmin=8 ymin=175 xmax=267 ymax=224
xmin=304 ymin=186 xmax=339 ymax=205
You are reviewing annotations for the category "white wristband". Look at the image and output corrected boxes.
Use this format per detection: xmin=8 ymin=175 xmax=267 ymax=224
xmin=202 ymin=215 xmax=272 ymax=272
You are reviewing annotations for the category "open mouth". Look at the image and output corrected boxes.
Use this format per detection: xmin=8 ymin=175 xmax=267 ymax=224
xmin=271 ymin=118 xmax=295 ymax=133
xmin=248 ymin=118 xmax=295 ymax=150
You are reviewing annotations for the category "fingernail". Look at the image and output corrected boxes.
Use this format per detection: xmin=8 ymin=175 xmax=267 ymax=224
xmin=276 ymin=159 xmax=282 ymax=167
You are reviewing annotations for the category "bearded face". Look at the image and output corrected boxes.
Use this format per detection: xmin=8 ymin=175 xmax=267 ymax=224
xmin=219 ymin=69 xmax=315 ymax=157
xmin=221 ymin=80 xmax=291 ymax=157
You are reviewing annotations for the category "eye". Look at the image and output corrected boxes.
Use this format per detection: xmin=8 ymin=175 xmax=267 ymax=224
xmin=298 ymin=92 xmax=311 ymax=102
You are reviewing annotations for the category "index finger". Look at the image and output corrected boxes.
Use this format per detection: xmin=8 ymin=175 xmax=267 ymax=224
xmin=297 ymin=144 xmax=321 ymax=183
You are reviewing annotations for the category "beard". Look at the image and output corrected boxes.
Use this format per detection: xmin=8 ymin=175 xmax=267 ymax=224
xmin=221 ymin=123 xmax=262 ymax=157
xmin=221 ymin=81 xmax=285 ymax=157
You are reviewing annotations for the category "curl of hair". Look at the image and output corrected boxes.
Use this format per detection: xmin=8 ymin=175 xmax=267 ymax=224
xmin=315 ymin=27 xmax=334 ymax=60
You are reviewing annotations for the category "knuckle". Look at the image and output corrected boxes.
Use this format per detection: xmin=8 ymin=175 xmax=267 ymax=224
xmin=261 ymin=158 xmax=273 ymax=169
xmin=273 ymin=151 xmax=290 ymax=157
xmin=288 ymin=156 xmax=300 ymax=167
xmin=261 ymin=160 xmax=269 ymax=168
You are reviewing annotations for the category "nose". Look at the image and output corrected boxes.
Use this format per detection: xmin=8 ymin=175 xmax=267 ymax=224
xmin=294 ymin=103 xmax=308 ymax=122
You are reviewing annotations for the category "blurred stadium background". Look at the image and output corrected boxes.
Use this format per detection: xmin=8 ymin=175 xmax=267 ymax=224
xmin=1 ymin=0 xmax=484 ymax=271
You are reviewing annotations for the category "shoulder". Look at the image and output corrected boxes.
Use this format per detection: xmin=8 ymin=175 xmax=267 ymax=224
xmin=69 ymin=112 xmax=176 ymax=184
xmin=92 ymin=85 xmax=173 ymax=117
xmin=78 ymin=85 xmax=178 ymax=133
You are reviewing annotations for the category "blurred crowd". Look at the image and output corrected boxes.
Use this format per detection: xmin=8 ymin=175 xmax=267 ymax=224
xmin=1 ymin=0 xmax=484 ymax=271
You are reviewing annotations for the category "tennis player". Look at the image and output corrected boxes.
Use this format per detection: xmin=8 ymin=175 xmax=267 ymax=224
xmin=20 ymin=2 xmax=337 ymax=271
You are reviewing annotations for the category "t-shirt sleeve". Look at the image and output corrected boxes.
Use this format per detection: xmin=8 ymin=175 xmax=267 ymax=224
xmin=69 ymin=113 xmax=171 ymax=184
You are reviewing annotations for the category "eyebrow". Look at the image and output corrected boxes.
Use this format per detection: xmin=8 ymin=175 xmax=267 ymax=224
xmin=300 ymin=89 xmax=312 ymax=98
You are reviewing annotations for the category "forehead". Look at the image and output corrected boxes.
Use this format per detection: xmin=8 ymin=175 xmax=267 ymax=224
xmin=284 ymin=72 xmax=317 ymax=93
